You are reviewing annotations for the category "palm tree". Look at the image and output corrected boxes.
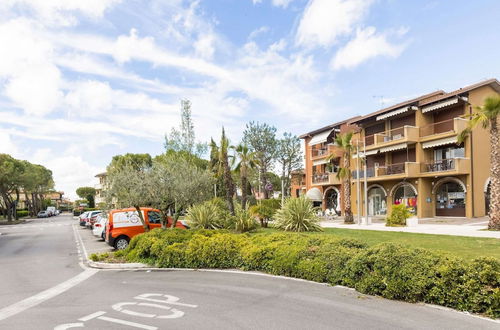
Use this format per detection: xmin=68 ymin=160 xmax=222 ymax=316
xmin=327 ymin=132 xmax=354 ymax=224
xmin=458 ymin=95 xmax=500 ymax=230
xmin=210 ymin=129 xmax=235 ymax=215
xmin=232 ymin=144 xmax=259 ymax=209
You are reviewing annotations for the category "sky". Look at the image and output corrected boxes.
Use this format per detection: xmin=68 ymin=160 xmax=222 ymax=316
xmin=0 ymin=0 xmax=499 ymax=200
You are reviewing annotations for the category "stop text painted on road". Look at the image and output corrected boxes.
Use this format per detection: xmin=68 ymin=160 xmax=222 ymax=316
xmin=54 ymin=293 xmax=198 ymax=329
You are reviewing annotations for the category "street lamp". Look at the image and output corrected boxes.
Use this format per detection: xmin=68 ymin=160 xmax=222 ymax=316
xmin=355 ymin=139 xmax=369 ymax=225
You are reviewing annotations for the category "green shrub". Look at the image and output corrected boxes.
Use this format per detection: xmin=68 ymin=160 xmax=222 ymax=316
xmin=186 ymin=201 xmax=224 ymax=229
xmin=234 ymin=207 xmax=258 ymax=233
xmin=16 ymin=210 xmax=29 ymax=218
xmin=386 ymin=204 xmax=412 ymax=226
xmin=249 ymin=199 xmax=281 ymax=228
xmin=273 ymin=196 xmax=322 ymax=232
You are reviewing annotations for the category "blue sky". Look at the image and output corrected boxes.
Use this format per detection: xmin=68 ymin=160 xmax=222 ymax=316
xmin=0 ymin=0 xmax=499 ymax=199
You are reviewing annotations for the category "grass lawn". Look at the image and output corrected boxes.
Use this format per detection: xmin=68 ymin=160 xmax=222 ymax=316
xmin=254 ymin=228 xmax=500 ymax=261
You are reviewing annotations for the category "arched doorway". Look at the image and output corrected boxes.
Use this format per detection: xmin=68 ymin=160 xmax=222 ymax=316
xmin=368 ymin=185 xmax=387 ymax=216
xmin=434 ymin=179 xmax=466 ymax=217
xmin=392 ymin=183 xmax=417 ymax=214
xmin=485 ymin=178 xmax=491 ymax=215
xmin=324 ymin=187 xmax=340 ymax=215
xmin=306 ymin=188 xmax=323 ymax=208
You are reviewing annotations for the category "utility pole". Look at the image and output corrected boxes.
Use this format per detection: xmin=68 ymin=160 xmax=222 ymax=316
xmin=363 ymin=140 xmax=368 ymax=225
xmin=356 ymin=142 xmax=361 ymax=225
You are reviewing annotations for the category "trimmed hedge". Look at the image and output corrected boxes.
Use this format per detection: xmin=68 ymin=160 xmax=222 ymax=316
xmin=119 ymin=229 xmax=500 ymax=318
xmin=16 ymin=210 xmax=29 ymax=218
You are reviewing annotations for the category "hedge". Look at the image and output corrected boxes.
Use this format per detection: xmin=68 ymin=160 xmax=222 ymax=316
xmin=119 ymin=229 xmax=500 ymax=318
xmin=16 ymin=210 xmax=29 ymax=218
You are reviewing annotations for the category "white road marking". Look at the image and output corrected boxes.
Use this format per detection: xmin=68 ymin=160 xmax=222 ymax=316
xmin=54 ymin=323 xmax=84 ymax=329
xmin=112 ymin=302 xmax=185 ymax=319
xmin=72 ymin=224 xmax=89 ymax=261
xmin=134 ymin=294 xmax=198 ymax=308
xmin=78 ymin=311 xmax=106 ymax=321
xmin=0 ymin=268 xmax=98 ymax=321
xmin=97 ymin=315 xmax=158 ymax=330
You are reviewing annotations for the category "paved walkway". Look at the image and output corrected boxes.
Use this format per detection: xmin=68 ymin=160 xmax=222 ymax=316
xmin=321 ymin=218 xmax=500 ymax=238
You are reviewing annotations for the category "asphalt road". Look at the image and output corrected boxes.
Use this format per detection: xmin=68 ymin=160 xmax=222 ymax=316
xmin=0 ymin=214 xmax=498 ymax=329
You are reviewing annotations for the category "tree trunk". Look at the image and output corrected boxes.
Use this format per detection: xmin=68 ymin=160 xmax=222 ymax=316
xmin=343 ymin=153 xmax=354 ymax=223
xmin=261 ymin=166 xmax=269 ymax=199
xmin=488 ymin=118 xmax=500 ymax=230
xmin=170 ymin=203 xmax=181 ymax=228
xmin=223 ymin=154 xmax=235 ymax=216
xmin=241 ymin=174 xmax=247 ymax=209
xmin=134 ymin=206 xmax=149 ymax=232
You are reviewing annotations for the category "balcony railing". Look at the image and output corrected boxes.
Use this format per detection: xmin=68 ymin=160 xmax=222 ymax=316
xmin=420 ymin=117 xmax=468 ymax=137
xmin=421 ymin=159 xmax=455 ymax=173
xmin=378 ymin=163 xmax=406 ymax=176
xmin=364 ymin=126 xmax=419 ymax=148
xmin=311 ymin=148 xmax=328 ymax=158
xmin=352 ymin=162 xmax=420 ymax=179
xmin=312 ymin=173 xmax=329 ymax=183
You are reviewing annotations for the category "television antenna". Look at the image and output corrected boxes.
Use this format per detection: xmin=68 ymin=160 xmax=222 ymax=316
xmin=372 ymin=95 xmax=385 ymax=109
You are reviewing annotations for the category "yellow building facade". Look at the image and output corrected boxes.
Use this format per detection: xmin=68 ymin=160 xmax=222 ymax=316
xmin=300 ymin=79 xmax=499 ymax=219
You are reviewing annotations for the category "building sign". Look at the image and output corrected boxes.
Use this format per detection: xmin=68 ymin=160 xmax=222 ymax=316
xmin=448 ymin=192 xmax=465 ymax=199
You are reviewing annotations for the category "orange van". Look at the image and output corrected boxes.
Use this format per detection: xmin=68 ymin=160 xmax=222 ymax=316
xmin=105 ymin=207 xmax=187 ymax=250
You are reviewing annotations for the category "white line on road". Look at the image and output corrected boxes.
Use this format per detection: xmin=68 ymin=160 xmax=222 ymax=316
xmin=97 ymin=316 xmax=158 ymax=330
xmin=78 ymin=311 xmax=107 ymax=321
xmin=0 ymin=268 xmax=98 ymax=321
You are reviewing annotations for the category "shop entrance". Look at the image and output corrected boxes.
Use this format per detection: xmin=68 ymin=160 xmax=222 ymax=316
xmin=435 ymin=181 xmax=465 ymax=217
xmin=368 ymin=187 xmax=386 ymax=216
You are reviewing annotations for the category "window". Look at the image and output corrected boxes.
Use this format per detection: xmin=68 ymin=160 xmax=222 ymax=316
xmin=434 ymin=145 xmax=464 ymax=160
xmin=393 ymin=184 xmax=417 ymax=214
xmin=148 ymin=211 xmax=161 ymax=224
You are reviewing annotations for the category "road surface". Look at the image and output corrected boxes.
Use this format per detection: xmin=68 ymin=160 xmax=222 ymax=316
xmin=0 ymin=214 xmax=497 ymax=329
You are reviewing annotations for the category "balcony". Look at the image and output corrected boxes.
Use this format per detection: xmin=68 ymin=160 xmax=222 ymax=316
xmin=420 ymin=158 xmax=471 ymax=177
xmin=353 ymin=162 xmax=420 ymax=181
xmin=312 ymin=172 xmax=341 ymax=185
xmin=311 ymin=144 xmax=342 ymax=160
xmin=364 ymin=126 xmax=420 ymax=150
xmin=420 ymin=117 xmax=468 ymax=141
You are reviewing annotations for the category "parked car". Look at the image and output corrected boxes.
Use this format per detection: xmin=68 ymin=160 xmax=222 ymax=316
xmin=92 ymin=215 xmax=107 ymax=240
xmin=47 ymin=206 xmax=56 ymax=216
xmin=79 ymin=212 xmax=90 ymax=226
xmin=37 ymin=210 xmax=49 ymax=218
xmin=106 ymin=207 xmax=187 ymax=250
xmin=84 ymin=211 xmax=103 ymax=229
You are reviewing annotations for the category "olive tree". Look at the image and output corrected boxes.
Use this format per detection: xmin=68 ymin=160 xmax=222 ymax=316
xmin=151 ymin=154 xmax=214 ymax=228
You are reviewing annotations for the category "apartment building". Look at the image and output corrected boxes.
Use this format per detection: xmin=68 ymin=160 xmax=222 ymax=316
xmin=300 ymin=79 xmax=499 ymax=219
xmin=94 ymin=172 xmax=107 ymax=205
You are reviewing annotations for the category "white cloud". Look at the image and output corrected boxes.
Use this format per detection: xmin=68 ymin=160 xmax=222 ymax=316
xmin=1 ymin=0 xmax=121 ymax=26
xmin=0 ymin=19 xmax=63 ymax=115
xmin=331 ymin=26 xmax=407 ymax=70
xmin=248 ymin=26 xmax=269 ymax=40
xmin=0 ymin=131 xmax=19 ymax=156
xmin=31 ymin=151 xmax=103 ymax=200
xmin=296 ymin=0 xmax=374 ymax=48
xmin=251 ymin=0 xmax=294 ymax=8
xmin=194 ymin=33 xmax=216 ymax=59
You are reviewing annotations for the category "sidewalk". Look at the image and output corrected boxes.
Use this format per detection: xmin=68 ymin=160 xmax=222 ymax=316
xmin=321 ymin=218 xmax=500 ymax=239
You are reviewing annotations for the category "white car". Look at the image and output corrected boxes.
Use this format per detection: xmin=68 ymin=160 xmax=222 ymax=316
xmin=92 ymin=215 xmax=107 ymax=240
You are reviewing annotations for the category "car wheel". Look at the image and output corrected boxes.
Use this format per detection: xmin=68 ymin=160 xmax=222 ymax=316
xmin=114 ymin=236 xmax=129 ymax=250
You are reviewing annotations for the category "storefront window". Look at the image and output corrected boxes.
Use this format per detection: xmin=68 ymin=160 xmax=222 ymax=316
xmin=368 ymin=187 xmax=386 ymax=216
xmin=393 ymin=184 xmax=417 ymax=214
xmin=436 ymin=182 xmax=465 ymax=217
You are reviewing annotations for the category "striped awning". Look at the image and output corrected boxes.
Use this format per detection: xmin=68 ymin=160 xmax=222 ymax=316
xmin=352 ymin=149 xmax=379 ymax=158
xmin=422 ymin=96 xmax=468 ymax=113
xmin=313 ymin=159 xmax=329 ymax=166
xmin=376 ymin=106 xmax=418 ymax=121
xmin=422 ymin=136 xmax=457 ymax=149
xmin=309 ymin=129 xmax=334 ymax=146
xmin=379 ymin=143 xmax=408 ymax=153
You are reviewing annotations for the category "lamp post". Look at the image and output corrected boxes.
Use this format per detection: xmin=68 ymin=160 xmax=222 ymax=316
xmin=355 ymin=138 xmax=369 ymax=225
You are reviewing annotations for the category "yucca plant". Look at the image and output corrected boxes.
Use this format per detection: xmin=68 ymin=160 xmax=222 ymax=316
xmin=274 ymin=196 xmax=322 ymax=232
xmin=234 ymin=206 xmax=258 ymax=233
xmin=186 ymin=201 xmax=222 ymax=229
